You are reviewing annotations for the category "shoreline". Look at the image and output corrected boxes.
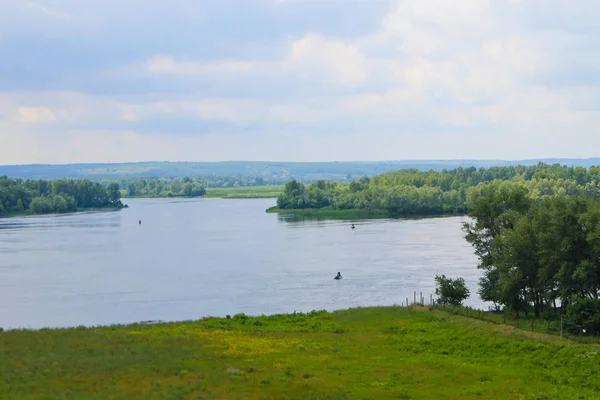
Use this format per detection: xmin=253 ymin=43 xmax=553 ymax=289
xmin=122 ymin=185 xmax=283 ymax=200
xmin=0 ymin=206 xmax=127 ymax=220
xmin=266 ymin=207 xmax=467 ymax=219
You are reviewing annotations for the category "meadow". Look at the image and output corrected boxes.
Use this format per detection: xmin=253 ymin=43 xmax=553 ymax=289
xmin=204 ymin=185 xmax=284 ymax=199
xmin=1 ymin=306 xmax=599 ymax=399
xmin=120 ymin=185 xmax=284 ymax=200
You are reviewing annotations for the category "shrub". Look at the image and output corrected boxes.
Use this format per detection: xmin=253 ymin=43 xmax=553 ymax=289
xmin=565 ymin=297 xmax=600 ymax=335
xmin=435 ymin=275 xmax=470 ymax=306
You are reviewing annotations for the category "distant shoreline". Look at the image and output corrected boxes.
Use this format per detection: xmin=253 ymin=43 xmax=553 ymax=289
xmin=122 ymin=186 xmax=283 ymax=200
xmin=266 ymin=207 xmax=466 ymax=219
xmin=0 ymin=206 xmax=127 ymax=220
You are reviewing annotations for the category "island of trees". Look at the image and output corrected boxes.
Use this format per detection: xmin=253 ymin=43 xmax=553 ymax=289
xmin=0 ymin=176 xmax=124 ymax=217
xmin=271 ymin=163 xmax=600 ymax=217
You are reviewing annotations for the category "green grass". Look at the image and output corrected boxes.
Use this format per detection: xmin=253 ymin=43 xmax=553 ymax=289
xmin=2 ymin=306 xmax=599 ymax=399
xmin=434 ymin=304 xmax=600 ymax=345
xmin=204 ymin=185 xmax=283 ymax=199
xmin=121 ymin=186 xmax=283 ymax=200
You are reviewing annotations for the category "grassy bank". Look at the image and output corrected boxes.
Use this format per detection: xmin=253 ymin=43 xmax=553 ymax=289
xmin=266 ymin=207 xmax=391 ymax=218
xmin=266 ymin=207 xmax=466 ymax=220
xmin=0 ymin=206 xmax=126 ymax=219
xmin=204 ymin=185 xmax=283 ymax=199
xmin=1 ymin=306 xmax=599 ymax=399
xmin=121 ymin=185 xmax=283 ymax=200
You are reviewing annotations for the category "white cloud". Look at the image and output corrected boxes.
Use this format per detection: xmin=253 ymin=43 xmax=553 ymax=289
xmin=145 ymin=56 xmax=256 ymax=76
xmin=289 ymin=34 xmax=367 ymax=85
xmin=26 ymin=2 xmax=72 ymax=20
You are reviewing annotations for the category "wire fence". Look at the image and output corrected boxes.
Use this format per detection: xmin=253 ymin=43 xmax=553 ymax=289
xmin=402 ymin=291 xmax=600 ymax=345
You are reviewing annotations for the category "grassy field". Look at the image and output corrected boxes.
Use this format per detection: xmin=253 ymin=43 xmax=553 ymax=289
xmin=2 ymin=306 xmax=599 ymax=399
xmin=204 ymin=185 xmax=283 ymax=199
xmin=121 ymin=186 xmax=283 ymax=200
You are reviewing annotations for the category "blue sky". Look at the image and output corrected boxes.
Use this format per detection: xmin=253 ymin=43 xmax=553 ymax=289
xmin=1 ymin=0 xmax=599 ymax=164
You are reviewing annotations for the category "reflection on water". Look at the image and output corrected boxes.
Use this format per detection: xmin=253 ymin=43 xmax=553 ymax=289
xmin=0 ymin=198 xmax=483 ymax=330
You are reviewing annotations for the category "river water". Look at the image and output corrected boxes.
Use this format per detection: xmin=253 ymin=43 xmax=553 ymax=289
xmin=0 ymin=198 xmax=485 ymax=329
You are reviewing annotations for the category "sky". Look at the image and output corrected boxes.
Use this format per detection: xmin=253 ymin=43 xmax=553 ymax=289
xmin=1 ymin=0 xmax=599 ymax=164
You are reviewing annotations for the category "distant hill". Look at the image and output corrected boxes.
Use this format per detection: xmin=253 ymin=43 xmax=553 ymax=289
xmin=1 ymin=159 xmax=599 ymax=180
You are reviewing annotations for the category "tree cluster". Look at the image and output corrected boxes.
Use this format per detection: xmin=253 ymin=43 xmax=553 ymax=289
xmin=464 ymin=183 xmax=600 ymax=323
xmin=0 ymin=176 xmax=123 ymax=216
xmin=102 ymin=175 xmax=283 ymax=197
xmin=276 ymin=163 xmax=600 ymax=216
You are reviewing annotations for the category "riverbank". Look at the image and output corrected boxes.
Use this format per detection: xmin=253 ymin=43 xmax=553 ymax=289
xmin=0 ymin=205 xmax=127 ymax=219
xmin=121 ymin=185 xmax=283 ymax=200
xmin=1 ymin=306 xmax=597 ymax=399
xmin=266 ymin=207 xmax=466 ymax=220
xmin=266 ymin=207 xmax=391 ymax=218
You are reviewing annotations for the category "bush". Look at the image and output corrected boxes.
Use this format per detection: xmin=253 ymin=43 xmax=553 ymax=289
xmin=565 ymin=297 xmax=600 ymax=335
xmin=435 ymin=275 xmax=470 ymax=306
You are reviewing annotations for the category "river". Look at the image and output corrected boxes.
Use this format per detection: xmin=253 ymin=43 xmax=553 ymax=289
xmin=0 ymin=198 xmax=485 ymax=329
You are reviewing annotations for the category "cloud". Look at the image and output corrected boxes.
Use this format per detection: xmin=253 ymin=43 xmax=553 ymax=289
xmin=1 ymin=0 xmax=600 ymax=163
xmin=26 ymin=2 xmax=72 ymax=20
xmin=289 ymin=34 xmax=367 ymax=85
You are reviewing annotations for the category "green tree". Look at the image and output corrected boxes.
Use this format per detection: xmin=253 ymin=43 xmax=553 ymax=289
xmin=435 ymin=275 xmax=470 ymax=306
xmin=107 ymin=183 xmax=121 ymax=205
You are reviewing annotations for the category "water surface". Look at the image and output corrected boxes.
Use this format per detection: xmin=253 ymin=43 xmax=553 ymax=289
xmin=0 ymin=198 xmax=484 ymax=329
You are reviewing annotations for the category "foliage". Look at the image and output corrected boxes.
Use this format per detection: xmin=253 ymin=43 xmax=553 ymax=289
xmin=0 ymin=176 xmax=123 ymax=217
xmin=274 ymin=163 xmax=600 ymax=217
xmin=564 ymin=298 xmax=600 ymax=335
xmin=465 ymin=184 xmax=600 ymax=318
xmin=1 ymin=307 xmax=599 ymax=399
xmin=435 ymin=275 xmax=470 ymax=306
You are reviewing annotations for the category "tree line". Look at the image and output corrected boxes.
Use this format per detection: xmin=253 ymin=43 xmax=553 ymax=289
xmin=0 ymin=176 xmax=123 ymax=217
xmin=98 ymin=175 xmax=285 ymax=197
xmin=275 ymin=163 xmax=600 ymax=216
xmin=464 ymin=183 xmax=600 ymax=334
